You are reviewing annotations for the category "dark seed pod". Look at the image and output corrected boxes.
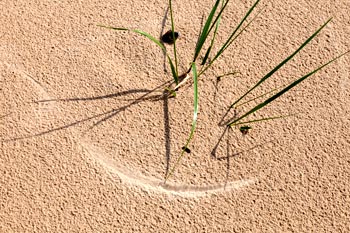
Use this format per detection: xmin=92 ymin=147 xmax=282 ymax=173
xmin=239 ymin=125 xmax=251 ymax=135
xmin=161 ymin=30 xmax=180 ymax=44
xmin=182 ymin=146 xmax=191 ymax=153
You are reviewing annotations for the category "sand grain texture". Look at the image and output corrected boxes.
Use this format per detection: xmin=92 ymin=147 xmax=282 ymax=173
xmin=1 ymin=0 xmax=350 ymax=232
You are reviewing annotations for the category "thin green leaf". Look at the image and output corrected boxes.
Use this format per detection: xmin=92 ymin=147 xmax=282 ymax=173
xmin=168 ymin=55 xmax=179 ymax=84
xmin=98 ymin=25 xmax=179 ymax=84
xmin=217 ymin=0 xmax=260 ymax=56
xmin=132 ymin=29 xmax=165 ymax=48
xmin=201 ymin=45 xmax=213 ymax=66
xmin=201 ymin=5 xmax=222 ymax=65
xmin=235 ymin=86 xmax=279 ymax=108
xmin=193 ymin=0 xmax=221 ymax=62
xmin=232 ymin=114 xmax=295 ymax=126
xmin=228 ymin=50 xmax=349 ymax=126
xmin=199 ymin=0 xmax=261 ymax=76
xmin=165 ymin=63 xmax=199 ymax=181
xmin=206 ymin=0 xmax=230 ymax=35
xmin=97 ymin=25 xmax=128 ymax=31
xmin=220 ymin=5 xmax=265 ymax=55
xmin=230 ymin=18 xmax=333 ymax=108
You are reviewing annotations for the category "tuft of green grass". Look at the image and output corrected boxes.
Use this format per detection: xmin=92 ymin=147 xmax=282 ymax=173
xmin=98 ymin=0 xmax=349 ymax=180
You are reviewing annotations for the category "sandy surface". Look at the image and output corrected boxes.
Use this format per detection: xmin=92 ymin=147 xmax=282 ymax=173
xmin=1 ymin=0 xmax=350 ymax=231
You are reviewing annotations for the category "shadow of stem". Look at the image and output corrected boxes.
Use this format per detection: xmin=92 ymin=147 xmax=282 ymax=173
xmin=1 ymin=80 xmax=172 ymax=143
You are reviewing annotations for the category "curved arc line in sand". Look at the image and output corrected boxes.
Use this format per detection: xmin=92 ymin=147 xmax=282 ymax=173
xmin=80 ymin=140 xmax=255 ymax=198
xmin=13 ymin=70 xmax=255 ymax=198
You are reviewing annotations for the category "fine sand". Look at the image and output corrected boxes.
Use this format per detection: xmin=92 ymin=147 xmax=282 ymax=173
xmin=1 ymin=0 xmax=350 ymax=231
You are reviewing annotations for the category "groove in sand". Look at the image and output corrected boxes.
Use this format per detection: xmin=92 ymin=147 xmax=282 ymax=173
xmin=80 ymin=140 xmax=255 ymax=198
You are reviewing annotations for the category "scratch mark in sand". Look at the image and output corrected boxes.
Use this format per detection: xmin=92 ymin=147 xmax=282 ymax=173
xmin=80 ymin=140 xmax=255 ymax=198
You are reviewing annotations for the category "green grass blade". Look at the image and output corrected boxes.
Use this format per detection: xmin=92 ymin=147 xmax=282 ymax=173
xmin=201 ymin=7 xmax=222 ymax=65
xmin=97 ymin=25 xmax=166 ymax=49
xmin=98 ymin=25 xmax=179 ymax=84
xmin=230 ymin=18 xmax=333 ymax=107
xmin=167 ymin=55 xmax=179 ymax=84
xmin=97 ymin=25 xmax=128 ymax=31
xmin=212 ymin=0 xmax=260 ymax=61
xmin=132 ymin=29 xmax=165 ymax=49
xmin=165 ymin=63 xmax=199 ymax=181
xmin=169 ymin=0 xmax=179 ymax=79
xmin=228 ymin=50 xmax=349 ymax=127
xmin=201 ymin=45 xmax=213 ymax=66
xmin=193 ymin=0 xmax=221 ymax=62
xmin=198 ymin=0 xmax=261 ymax=76
xmin=232 ymin=114 xmax=295 ymax=126
xmin=221 ymin=5 xmax=265 ymax=55
xmin=206 ymin=0 xmax=230 ymax=35
xmin=235 ymin=87 xmax=279 ymax=108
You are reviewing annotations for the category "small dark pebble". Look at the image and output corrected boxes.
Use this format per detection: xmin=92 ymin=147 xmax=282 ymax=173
xmin=162 ymin=30 xmax=180 ymax=45
xmin=182 ymin=146 xmax=191 ymax=153
xmin=239 ymin=125 xmax=251 ymax=135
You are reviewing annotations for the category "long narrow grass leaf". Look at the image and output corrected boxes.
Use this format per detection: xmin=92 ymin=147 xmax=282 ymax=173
xmin=199 ymin=0 xmax=261 ymax=76
xmin=220 ymin=5 xmax=265 ymax=55
xmin=228 ymin=50 xmax=349 ymax=126
xmin=165 ymin=63 xmax=198 ymax=181
xmin=217 ymin=0 xmax=260 ymax=55
xmin=168 ymin=55 xmax=179 ymax=84
xmin=193 ymin=0 xmax=221 ymax=62
xmin=235 ymin=86 xmax=279 ymax=108
xmin=201 ymin=6 xmax=222 ymax=65
xmin=232 ymin=114 xmax=295 ymax=126
xmin=201 ymin=45 xmax=213 ymax=66
xmin=207 ymin=0 xmax=230 ymax=35
xmin=230 ymin=18 xmax=333 ymax=107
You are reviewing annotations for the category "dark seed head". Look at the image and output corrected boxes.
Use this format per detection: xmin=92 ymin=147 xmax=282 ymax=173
xmin=162 ymin=30 xmax=180 ymax=45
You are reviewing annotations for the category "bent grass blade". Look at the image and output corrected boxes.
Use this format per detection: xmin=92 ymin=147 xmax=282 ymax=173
xmin=97 ymin=25 xmax=179 ymax=84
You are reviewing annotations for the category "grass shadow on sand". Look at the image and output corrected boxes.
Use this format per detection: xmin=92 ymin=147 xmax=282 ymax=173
xmin=1 ymin=77 xmax=272 ymax=185
xmin=211 ymin=123 xmax=275 ymax=185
